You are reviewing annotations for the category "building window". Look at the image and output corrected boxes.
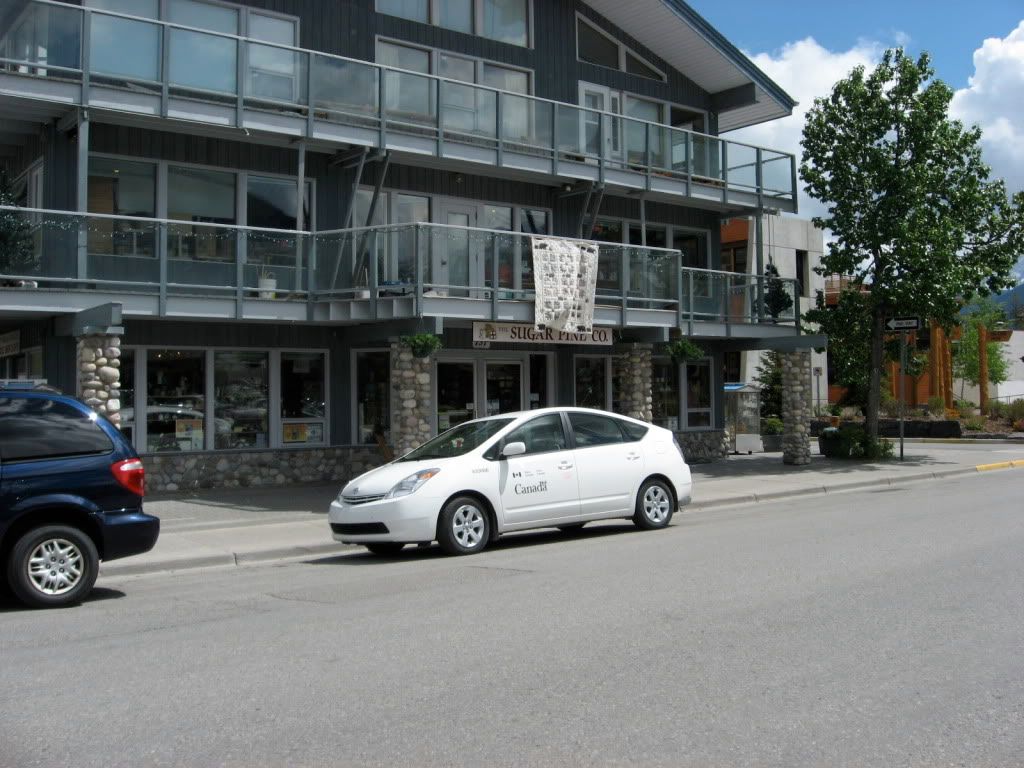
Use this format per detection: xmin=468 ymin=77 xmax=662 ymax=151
xmin=355 ymin=351 xmax=391 ymax=445
xmin=167 ymin=166 xmax=237 ymax=262
xmin=796 ymin=249 xmax=808 ymax=297
xmin=723 ymin=350 xmax=742 ymax=383
xmin=281 ymin=352 xmax=326 ymax=445
xmin=87 ymin=158 xmax=158 ymax=260
xmin=652 ymin=358 xmax=679 ymax=431
xmin=685 ymin=359 xmax=713 ymax=428
xmin=377 ymin=0 xmax=530 ymax=46
xmin=576 ymin=16 xmax=664 ymax=81
xmin=575 ymin=356 xmax=609 ymax=410
xmin=721 ymin=244 xmax=747 ymax=274
xmin=146 ymin=349 xmax=206 ymax=453
xmin=213 ymin=351 xmax=269 ymax=450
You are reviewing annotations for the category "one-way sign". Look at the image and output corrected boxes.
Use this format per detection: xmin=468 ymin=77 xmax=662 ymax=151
xmin=886 ymin=317 xmax=920 ymax=331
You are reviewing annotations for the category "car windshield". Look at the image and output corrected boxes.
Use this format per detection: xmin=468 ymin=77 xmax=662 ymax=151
xmin=400 ymin=418 xmax=514 ymax=460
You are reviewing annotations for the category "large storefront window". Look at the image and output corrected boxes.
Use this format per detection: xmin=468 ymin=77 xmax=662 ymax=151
xmin=355 ymin=351 xmax=390 ymax=445
xmin=146 ymin=349 xmax=206 ymax=453
xmin=437 ymin=361 xmax=476 ymax=430
xmin=652 ymin=358 xmax=679 ymax=431
xmin=685 ymin=359 xmax=713 ymax=428
xmin=214 ymin=352 xmax=268 ymax=449
xmin=528 ymin=354 xmax=547 ymax=409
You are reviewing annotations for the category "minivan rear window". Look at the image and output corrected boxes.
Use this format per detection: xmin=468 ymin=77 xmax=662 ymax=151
xmin=0 ymin=397 xmax=113 ymax=462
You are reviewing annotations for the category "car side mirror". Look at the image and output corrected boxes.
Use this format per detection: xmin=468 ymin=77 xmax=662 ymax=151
xmin=502 ymin=441 xmax=526 ymax=458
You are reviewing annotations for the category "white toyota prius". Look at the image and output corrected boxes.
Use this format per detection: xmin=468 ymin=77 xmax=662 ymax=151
xmin=328 ymin=407 xmax=692 ymax=556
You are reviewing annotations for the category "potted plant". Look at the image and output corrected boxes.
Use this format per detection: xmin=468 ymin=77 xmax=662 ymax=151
xmin=400 ymin=333 xmax=443 ymax=358
xmin=257 ymin=266 xmax=277 ymax=299
xmin=665 ymin=337 xmax=704 ymax=364
xmin=763 ymin=262 xmax=794 ymax=322
xmin=760 ymin=416 xmax=784 ymax=451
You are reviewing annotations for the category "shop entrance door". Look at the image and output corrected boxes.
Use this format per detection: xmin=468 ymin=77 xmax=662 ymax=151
xmin=436 ymin=202 xmax=481 ymax=296
xmin=484 ymin=361 xmax=523 ymax=416
xmin=436 ymin=361 xmax=476 ymax=432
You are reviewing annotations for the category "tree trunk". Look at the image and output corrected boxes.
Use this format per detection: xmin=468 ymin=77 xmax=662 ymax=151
xmin=866 ymin=308 xmax=885 ymax=439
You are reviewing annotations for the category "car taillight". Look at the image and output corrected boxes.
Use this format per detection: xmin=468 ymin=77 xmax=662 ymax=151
xmin=112 ymin=458 xmax=146 ymax=497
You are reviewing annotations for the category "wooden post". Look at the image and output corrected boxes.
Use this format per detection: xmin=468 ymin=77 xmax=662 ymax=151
xmin=943 ymin=331 xmax=954 ymax=410
xmin=978 ymin=324 xmax=989 ymax=415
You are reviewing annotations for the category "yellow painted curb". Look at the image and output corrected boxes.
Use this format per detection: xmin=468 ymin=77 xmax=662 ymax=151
xmin=975 ymin=459 xmax=1024 ymax=472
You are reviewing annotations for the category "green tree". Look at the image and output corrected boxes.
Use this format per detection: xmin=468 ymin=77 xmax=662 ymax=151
xmin=752 ymin=350 xmax=782 ymax=418
xmin=763 ymin=262 xmax=793 ymax=321
xmin=801 ymin=49 xmax=1024 ymax=439
xmin=804 ymin=288 xmax=873 ymax=410
xmin=0 ymin=172 xmax=36 ymax=282
xmin=953 ymin=297 xmax=1009 ymax=394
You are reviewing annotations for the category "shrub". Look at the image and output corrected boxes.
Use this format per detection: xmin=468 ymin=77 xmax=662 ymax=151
xmin=818 ymin=424 xmax=893 ymax=460
xmin=1008 ymin=399 xmax=1024 ymax=423
xmin=762 ymin=417 xmax=784 ymax=435
xmin=927 ymin=395 xmax=945 ymax=414
xmin=944 ymin=408 xmax=960 ymax=420
xmin=1013 ymin=419 xmax=1024 ymax=433
xmin=828 ymin=402 xmax=843 ymax=417
xmin=988 ymin=401 xmax=1008 ymax=420
xmin=955 ymin=399 xmax=976 ymax=412
xmin=964 ymin=417 xmax=985 ymax=431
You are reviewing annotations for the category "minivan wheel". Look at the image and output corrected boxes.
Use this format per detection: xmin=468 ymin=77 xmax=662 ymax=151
xmin=7 ymin=525 xmax=99 ymax=609
xmin=633 ymin=479 xmax=675 ymax=530
xmin=437 ymin=496 xmax=490 ymax=555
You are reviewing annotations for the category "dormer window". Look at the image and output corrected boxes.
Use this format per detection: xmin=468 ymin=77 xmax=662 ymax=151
xmin=576 ymin=15 xmax=665 ymax=82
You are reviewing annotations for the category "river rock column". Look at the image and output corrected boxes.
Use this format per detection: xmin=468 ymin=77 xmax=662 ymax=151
xmin=780 ymin=349 xmax=812 ymax=465
xmin=78 ymin=333 xmax=122 ymax=427
xmin=390 ymin=342 xmax=434 ymax=457
xmin=613 ymin=343 xmax=653 ymax=421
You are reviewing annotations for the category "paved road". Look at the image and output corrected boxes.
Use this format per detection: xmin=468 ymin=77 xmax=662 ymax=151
xmin=2 ymin=471 xmax=1023 ymax=767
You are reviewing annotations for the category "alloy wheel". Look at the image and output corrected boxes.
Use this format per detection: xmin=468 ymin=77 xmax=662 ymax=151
xmin=452 ymin=504 xmax=485 ymax=549
xmin=643 ymin=485 xmax=672 ymax=524
xmin=27 ymin=538 xmax=84 ymax=596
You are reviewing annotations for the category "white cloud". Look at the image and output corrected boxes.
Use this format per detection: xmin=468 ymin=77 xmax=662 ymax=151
xmin=723 ymin=37 xmax=883 ymax=222
xmin=950 ymin=21 xmax=1024 ymax=196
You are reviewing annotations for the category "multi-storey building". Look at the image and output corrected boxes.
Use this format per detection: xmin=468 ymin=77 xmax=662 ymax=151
xmin=0 ymin=0 xmax=823 ymax=489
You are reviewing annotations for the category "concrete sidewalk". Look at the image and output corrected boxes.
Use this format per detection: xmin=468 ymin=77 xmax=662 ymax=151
xmin=100 ymin=443 xmax=1024 ymax=578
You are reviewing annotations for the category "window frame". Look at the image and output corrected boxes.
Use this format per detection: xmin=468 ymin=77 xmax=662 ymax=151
xmin=498 ymin=412 xmax=568 ymax=456
xmin=575 ymin=14 xmax=666 ymax=82
xmin=566 ymin=410 xmax=626 ymax=449
xmin=374 ymin=37 xmax=534 ymax=95
xmin=122 ymin=345 xmax=329 ymax=453
xmin=376 ymin=0 xmax=534 ymax=48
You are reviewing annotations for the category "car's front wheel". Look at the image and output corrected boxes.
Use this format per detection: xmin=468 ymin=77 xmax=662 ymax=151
xmin=437 ymin=496 xmax=490 ymax=555
xmin=7 ymin=525 xmax=99 ymax=608
xmin=633 ymin=479 xmax=675 ymax=530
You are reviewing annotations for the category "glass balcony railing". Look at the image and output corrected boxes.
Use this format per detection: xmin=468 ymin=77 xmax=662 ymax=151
xmin=0 ymin=206 xmax=800 ymax=327
xmin=0 ymin=0 xmax=798 ymax=208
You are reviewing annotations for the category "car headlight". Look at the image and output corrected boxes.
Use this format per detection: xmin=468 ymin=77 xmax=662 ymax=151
xmin=385 ymin=468 xmax=441 ymax=499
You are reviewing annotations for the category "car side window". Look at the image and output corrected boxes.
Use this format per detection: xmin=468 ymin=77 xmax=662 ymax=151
xmin=503 ymin=414 xmax=568 ymax=456
xmin=619 ymin=420 xmax=649 ymax=442
xmin=0 ymin=397 xmax=113 ymax=463
xmin=568 ymin=412 xmax=625 ymax=448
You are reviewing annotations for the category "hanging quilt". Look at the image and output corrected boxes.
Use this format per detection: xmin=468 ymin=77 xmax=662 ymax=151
xmin=531 ymin=237 xmax=599 ymax=333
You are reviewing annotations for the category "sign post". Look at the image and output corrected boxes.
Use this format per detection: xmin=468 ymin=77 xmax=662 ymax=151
xmin=886 ymin=317 xmax=920 ymax=461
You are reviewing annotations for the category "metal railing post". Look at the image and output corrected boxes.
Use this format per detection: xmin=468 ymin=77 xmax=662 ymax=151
xmin=685 ymin=132 xmax=693 ymax=197
xmin=307 ymin=233 xmax=317 ymax=320
xmin=688 ymin=270 xmax=694 ymax=334
xmin=676 ymin=255 xmax=684 ymax=329
xmin=160 ymin=19 xmax=170 ymax=117
xmin=378 ymin=69 xmax=387 ymax=150
xmin=235 ymin=229 xmax=245 ymax=318
xmin=236 ymin=40 xmax=246 ymax=127
xmin=721 ymin=141 xmax=729 ymax=204
xmin=490 ymin=234 xmax=500 ymax=320
xmin=81 ymin=9 xmax=91 ymax=104
xmin=305 ymin=52 xmax=315 ymax=137
xmin=620 ymin=246 xmax=629 ymax=326
xmin=368 ymin=231 xmax=379 ymax=319
xmin=414 ymin=224 xmax=423 ymax=317
xmin=551 ymin=104 xmax=559 ymax=176
xmin=158 ymin=221 xmax=168 ymax=316
xmin=436 ymin=78 xmax=444 ymax=157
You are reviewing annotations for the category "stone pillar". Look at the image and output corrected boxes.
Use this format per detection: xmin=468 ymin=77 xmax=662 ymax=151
xmin=390 ymin=342 xmax=433 ymax=457
xmin=613 ymin=343 xmax=653 ymax=421
xmin=780 ymin=349 xmax=812 ymax=465
xmin=77 ymin=333 xmax=122 ymax=427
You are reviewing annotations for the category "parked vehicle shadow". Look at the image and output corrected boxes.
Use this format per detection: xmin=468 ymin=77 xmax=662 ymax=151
xmin=0 ymin=586 xmax=125 ymax=612
xmin=305 ymin=522 xmax=641 ymax=567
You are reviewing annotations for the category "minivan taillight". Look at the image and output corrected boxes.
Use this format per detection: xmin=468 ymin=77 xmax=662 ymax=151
xmin=112 ymin=458 xmax=146 ymax=497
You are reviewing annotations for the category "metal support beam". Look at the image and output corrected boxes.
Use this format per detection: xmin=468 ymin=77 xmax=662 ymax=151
xmin=54 ymin=303 xmax=123 ymax=337
xmin=76 ymin=110 xmax=89 ymax=281
xmin=575 ymin=182 xmax=594 ymax=239
xmin=587 ymin=184 xmax=605 ymax=238
xmin=354 ymin=151 xmax=391 ymax=289
xmin=754 ymin=212 xmax=765 ymax=322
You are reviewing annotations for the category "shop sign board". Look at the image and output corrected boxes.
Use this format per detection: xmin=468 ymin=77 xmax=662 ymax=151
xmin=472 ymin=322 xmax=611 ymax=346
xmin=0 ymin=330 xmax=19 ymax=357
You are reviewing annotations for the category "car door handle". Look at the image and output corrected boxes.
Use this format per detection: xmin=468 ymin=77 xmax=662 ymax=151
xmin=557 ymin=462 xmax=574 ymax=470
xmin=626 ymin=452 xmax=640 ymax=461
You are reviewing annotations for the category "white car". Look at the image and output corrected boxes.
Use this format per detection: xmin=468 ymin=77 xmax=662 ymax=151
xmin=328 ymin=407 xmax=692 ymax=556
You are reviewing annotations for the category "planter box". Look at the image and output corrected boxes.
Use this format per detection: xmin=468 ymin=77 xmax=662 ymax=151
xmin=760 ymin=434 xmax=783 ymax=452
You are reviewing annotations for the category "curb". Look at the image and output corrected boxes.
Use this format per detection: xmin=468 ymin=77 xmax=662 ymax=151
xmin=101 ymin=461 xmax=1024 ymax=579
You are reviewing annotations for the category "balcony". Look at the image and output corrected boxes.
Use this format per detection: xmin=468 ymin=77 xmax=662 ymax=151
xmin=0 ymin=206 xmax=801 ymax=336
xmin=0 ymin=0 xmax=797 ymax=213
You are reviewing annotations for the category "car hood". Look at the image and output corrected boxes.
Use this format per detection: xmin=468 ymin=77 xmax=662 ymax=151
xmin=342 ymin=458 xmax=455 ymax=496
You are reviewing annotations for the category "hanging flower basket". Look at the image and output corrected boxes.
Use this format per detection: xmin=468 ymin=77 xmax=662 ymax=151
xmin=400 ymin=333 xmax=443 ymax=358
xmin=666 ymin=338 xmax=704 ymax=363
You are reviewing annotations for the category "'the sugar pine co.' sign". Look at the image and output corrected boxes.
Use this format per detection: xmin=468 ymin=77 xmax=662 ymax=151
xmin=0 ymin=330 xmax=19 ymax=357
xmin=472 ymin=322 xmax=611 ymax=346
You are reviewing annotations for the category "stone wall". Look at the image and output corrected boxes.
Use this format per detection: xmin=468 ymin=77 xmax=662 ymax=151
xmin=613 ymin=343 xmax=653 ymax=422
xmin=781 ymin=349 xmax=812 ymax=465
xmin=77 ymin=333 xmax=121 ymax=427
xmin=676 ymin=430 xmax=729 ymax=463
xmin=144 ymin=446 xmax=387 ymax=493
xmin=390 ymin=342 xmax=433 ymax=457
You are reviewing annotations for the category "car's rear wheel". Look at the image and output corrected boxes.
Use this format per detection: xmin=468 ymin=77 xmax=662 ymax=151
xmin=437 ymin=496 xmax=490 ymax=555
xmin=7 ymin=525 xmax=99 ymax=608
xmin=633 ymin=479 xmax=675 ymax=530
xmin=364 ymin=542 xmax=405 ymax=556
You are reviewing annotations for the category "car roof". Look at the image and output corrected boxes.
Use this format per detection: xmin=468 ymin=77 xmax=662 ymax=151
xmin=467 ymin=407 xmax=650 ymax=427
xmin=0 ymin=389 xmax=89 ymax=411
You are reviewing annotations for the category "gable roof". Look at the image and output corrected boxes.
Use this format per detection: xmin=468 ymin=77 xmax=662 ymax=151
xmin=582 ymin=0 xmax=797 ymax=131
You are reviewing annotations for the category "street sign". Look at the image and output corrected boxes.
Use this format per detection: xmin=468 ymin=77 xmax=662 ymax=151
xmin=886 ymin=317 xmax=920 ymax=331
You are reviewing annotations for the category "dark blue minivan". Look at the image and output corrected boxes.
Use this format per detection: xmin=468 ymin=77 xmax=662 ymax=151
xmin=0 ymin=386 xmax=159 ymax=608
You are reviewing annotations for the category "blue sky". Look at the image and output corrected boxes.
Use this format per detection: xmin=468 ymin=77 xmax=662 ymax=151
xmin=690 ymin=0 xmax=1023 ymax=89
